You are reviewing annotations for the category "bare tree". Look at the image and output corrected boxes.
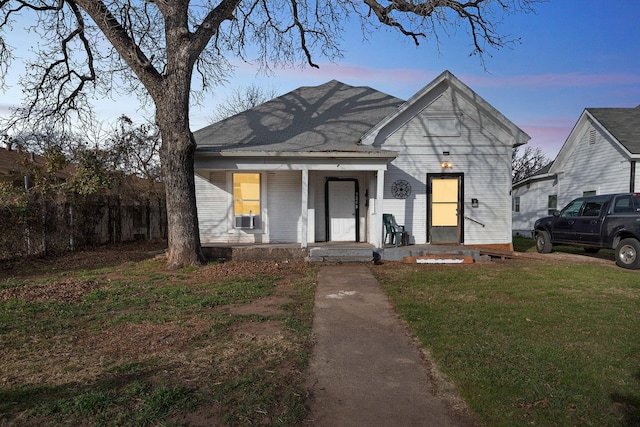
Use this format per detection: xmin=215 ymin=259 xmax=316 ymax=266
xmin=106 ymin=115 xmax=162 ymax=181
xmin=209 ymin=84 xmax=279 ymax=123
xmin=512 ymin=146 xmax=552 ymax=184
xmin=0 ymin=0 xmax=541 ymax=268
xmin=5 ymin=125 xmax=84 ymax=157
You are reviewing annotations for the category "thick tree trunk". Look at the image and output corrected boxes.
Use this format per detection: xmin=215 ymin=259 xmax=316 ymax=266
xmin=133 ymin=2 xmax=207 ymax=269
xmin=156 ymin=84 xmax=206 ymax=269
xmin=158 ymin=122 xmax=206 ymax=269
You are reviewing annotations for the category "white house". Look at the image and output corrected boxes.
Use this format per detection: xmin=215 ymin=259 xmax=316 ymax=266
xmin=512 ymin=106 xmax=640 ymax=236
xmin=194 ymin=70 xmax=529 ymax=250
xmin=512 ymin=163 xmax=554 ymax=237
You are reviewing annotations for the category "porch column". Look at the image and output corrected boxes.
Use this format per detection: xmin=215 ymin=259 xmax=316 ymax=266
xmin=301 ymin=168 xmax=309 ymax=248
xmin=375 ymin=169 xmax=385 ymax=248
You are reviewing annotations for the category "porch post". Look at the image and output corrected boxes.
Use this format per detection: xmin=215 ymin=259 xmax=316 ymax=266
xmin=375 ymin=169 xmax=385 ymax=247
xmin=301 ymin=168 xmax=309 ymax=248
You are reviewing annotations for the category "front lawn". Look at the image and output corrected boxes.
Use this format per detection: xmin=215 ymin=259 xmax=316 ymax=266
xmin=0 ymin=244 xmax=317 ymax=426
xmin=374 ymin=258 xmax=640 ymax=426
xmin=3 ymin=242 xmax=638 ymax=426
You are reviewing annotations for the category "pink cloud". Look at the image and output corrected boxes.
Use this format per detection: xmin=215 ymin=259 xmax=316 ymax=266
xmin=462 ymin=72 xmax=640 ymax=89
xmin=243 ymin=59 xmax=640 ymax=94
xmin=519 ymin=121 xmax=575 ymax=158
xmin=231 ymin=59 xmax=435 ymax=90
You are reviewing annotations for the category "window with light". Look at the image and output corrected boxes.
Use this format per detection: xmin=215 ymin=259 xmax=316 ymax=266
xmin=233 ymin=173 xmax=261 ymax=229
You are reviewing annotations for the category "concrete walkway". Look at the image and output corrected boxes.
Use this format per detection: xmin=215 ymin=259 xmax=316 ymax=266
xmin=306 ymin=265 xmax=476 ymax=427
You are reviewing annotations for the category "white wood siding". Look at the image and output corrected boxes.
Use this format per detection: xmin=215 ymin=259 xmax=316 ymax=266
xmin=512 ymin=178 xmax=558 ymax=236
xmin=266 ymin=171 xmax=302 ymax=242
xmin=556 ymin=126 xmax=631 ymax=207
xmin=196 ymin=171 xmax=306 ymax=244
xmin=195 ymin=171 xmax=230 ymax=244
xmin=380 ymin=90 xmax=514 ymax=246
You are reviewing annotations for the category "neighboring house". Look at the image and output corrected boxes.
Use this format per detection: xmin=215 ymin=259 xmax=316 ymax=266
xmin=194 ymin=70 xmax=530 ymax=250
xmin=512 ymin=106 xmax=640 ymax=236
xmin=512 ymin=162 xmax=555 ymax=237
xmin=0 ymin=145 xmax=68 ymax=185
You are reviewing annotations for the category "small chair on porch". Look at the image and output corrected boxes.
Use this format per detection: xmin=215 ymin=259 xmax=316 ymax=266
xmin=383 ymin=214 xmax=405 ymax=247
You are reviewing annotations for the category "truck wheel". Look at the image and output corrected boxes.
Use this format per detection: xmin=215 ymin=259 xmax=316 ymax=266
xmin=535 ymin=231 xmax=552 ymax=253
xmin=615 ymin=238 xmax=640 ymax=269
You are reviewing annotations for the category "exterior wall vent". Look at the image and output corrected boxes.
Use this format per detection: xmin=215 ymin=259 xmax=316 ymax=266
xmin=589 ymin=129 xmax=596 ymax=145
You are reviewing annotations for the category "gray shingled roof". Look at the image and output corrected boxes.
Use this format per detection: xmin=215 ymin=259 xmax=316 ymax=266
xmin=531 ymin=162 xmax=553 ymax=177
xmin=588 ymin=106 xmax=640 ymax=154
xmin=194 ymin=80 xmax=404 ymax=153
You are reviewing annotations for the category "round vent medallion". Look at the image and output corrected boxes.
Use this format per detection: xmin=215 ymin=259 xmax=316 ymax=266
xmin=391 ymin=179 xmax=411 ymax=199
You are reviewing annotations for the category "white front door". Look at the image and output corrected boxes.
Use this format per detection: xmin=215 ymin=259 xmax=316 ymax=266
xmin=328 ymin=180 xmax=356 ymax=241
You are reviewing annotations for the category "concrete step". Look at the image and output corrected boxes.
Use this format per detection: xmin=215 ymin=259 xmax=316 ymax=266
xmin=379 ymin=246 xmax=485 ymax=263
xmin=308 ymin=247 xmax=374 ymax=263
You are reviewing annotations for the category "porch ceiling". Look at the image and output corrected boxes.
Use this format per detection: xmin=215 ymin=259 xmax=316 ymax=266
xmin=194 ymin=149 xmax=397 ymax=172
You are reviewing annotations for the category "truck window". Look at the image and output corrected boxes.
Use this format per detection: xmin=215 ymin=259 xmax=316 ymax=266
xmin=614 ymin=195 xmax=640 ymax=213
xmin=582 ymin=201 xmax=603 ymax=217
xmin=560 ymin=199 xmax=584 ymax=217
xmin=614 ymin=196 xmax=634 ymax=213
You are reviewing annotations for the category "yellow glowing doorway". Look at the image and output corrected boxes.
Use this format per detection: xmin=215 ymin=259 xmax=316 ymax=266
xmin=428 ymin=174 xmax=462 ymax=244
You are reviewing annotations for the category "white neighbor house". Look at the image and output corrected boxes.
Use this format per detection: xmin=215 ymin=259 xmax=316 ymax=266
xmin=194 ymin=70 xmax=530 ymax=250
xmin=512 ymin=106 xmax=640 ymax=236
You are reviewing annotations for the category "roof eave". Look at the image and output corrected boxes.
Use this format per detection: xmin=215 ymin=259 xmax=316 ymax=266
xmin=195 ymin=149 xmax=398 ymax=159
xmin=512 ymin=172 xmax=556 ymax=189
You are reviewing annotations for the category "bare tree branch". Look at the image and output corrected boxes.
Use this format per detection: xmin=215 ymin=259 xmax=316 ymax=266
xmin=512 ymin=146 xmax=552 ymax=183
xmin=209 ymin=83 xmax=279 ymax=122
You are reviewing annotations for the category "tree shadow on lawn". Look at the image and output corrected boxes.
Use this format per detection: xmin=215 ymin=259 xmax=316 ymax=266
xmin=610 ymin=370 xmax=640 ymax=426
xmin=0 ymin=362 xmax=196 ymax=426
xmin=0 ymin=240 xmax=168 ymax=279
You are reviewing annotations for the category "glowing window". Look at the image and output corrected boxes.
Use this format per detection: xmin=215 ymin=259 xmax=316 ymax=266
xmin=233 ymin=173 xmax=261 ymax=229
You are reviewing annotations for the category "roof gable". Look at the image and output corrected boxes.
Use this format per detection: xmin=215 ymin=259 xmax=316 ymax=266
xmin=194 ymin=80 xmax=403 ymax=153
xmin=551 ymin=107 xmax=640 ymax=174
xmin=360 ymin=70 xmax=530 ymax=147
xmin=587 ymin=107 xmax=640 ymax=154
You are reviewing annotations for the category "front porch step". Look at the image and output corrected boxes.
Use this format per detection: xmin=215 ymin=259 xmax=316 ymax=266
xmin=403 ymin=254 xmax=474 ymax=264
xmin=307 ymin=247 xmax=374 ymax=263
xmin=202 ymin=244 xmax=492 ymax=264
xmin=380 ymin=245 xmax=486 ymax=263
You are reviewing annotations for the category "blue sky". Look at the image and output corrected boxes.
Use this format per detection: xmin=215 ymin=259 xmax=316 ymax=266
xmin=2 ymin=1 xmax=639 ymax=158
xmin=189 ymin=0 xmax=640 ymax=158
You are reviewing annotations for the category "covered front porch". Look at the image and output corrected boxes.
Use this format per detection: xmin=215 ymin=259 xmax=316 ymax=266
xmin=194 ymin=150 xmax=398 ymax=248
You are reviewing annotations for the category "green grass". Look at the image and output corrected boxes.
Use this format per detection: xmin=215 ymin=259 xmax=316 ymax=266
xmin=0 ymin=252 xmax=317 ymax=426
xmin=6 ymin=241 xmax=638 ymax=426
xmin=374 ymin=259 xmax=640 ymax=426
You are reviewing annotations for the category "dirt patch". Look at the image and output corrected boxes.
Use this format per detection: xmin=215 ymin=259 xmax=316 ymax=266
xmin=232 ymin=319 xmax=286 ymax=337
xmin=228 ymin=295 xmax=293 ymax=316
xmin=0 ymin=278 xmax=102 ymax=303
xmin=514 ymin=250 xmax=619 ymax=267
xmin=197 ymin=260 xmax=308 ymax=282
xmin=86 ymin=320 xmax=210 ymax=357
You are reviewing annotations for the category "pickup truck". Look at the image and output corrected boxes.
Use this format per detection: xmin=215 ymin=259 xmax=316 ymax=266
xmin=534 ymin=193 xmax=640 ymax=269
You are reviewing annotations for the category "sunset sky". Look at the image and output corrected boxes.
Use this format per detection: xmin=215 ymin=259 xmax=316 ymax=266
xmin=2 ymin=1 xmax=639 ymax=159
